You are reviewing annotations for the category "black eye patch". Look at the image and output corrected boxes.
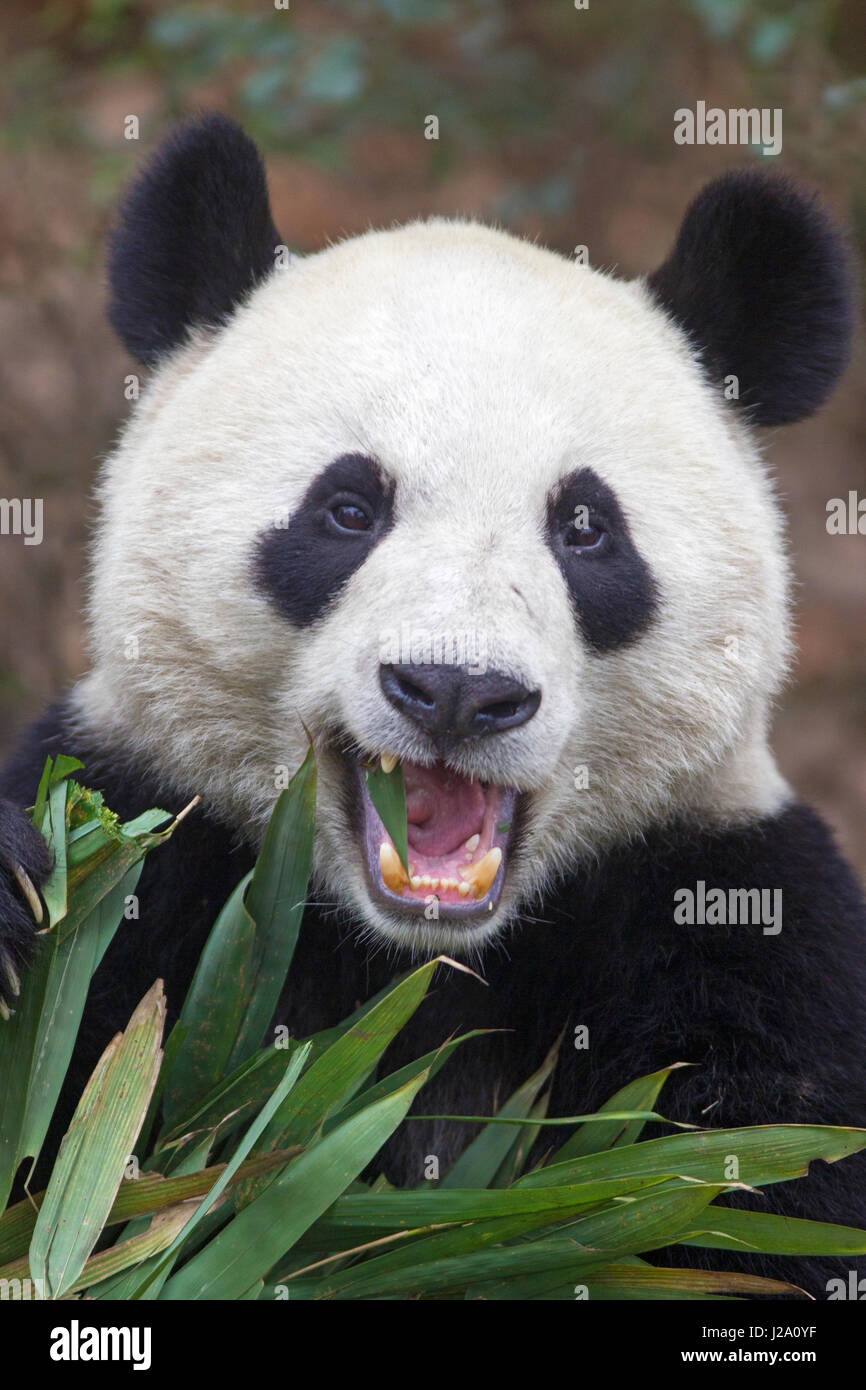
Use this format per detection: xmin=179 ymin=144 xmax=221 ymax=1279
xmin=254 ymin=453 xmax=395 ymax=627
xmin=545 ymin=467 xmax=658 ymax=653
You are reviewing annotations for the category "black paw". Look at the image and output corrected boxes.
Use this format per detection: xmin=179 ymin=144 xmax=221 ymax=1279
xmin=0 ymin=797 xmax=52 ymax=1017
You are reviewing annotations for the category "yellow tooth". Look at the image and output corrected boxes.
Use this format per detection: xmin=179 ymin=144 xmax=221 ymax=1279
xmin=410 ymin=876 xmax=421 ymax=891
xmin=458 ymin=881 xmax=471 ymax=897
xmin=380 ymin=752 xmax=399 ymax=775
xmin=428 ymin=878 xmax=440 ymax=891
xmin=464 ymin=834 xmax=480 ymax=854
xmin=460 ymin=847 xmax=502 ymax=899
xmin=379 ymin=841 xmax=408 ymax=894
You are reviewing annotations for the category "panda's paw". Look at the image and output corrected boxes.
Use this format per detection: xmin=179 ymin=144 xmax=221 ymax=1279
xmin=0 ymin=798 xmax=51 ymax=1018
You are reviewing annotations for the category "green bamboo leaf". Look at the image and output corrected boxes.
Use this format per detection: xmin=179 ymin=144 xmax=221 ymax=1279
xmin=55 ymin=807 xmax=172 ymax=943
xmin=122 ymin=1043 xmax=313 ymax=1300
xmin=490 ymin=1089 xmax=551 ymax=1187
xmin=551 ymin=1063 xmax=691 ymax=1161
xmin=30 ymin=755 xmax=83 ymax=833
xmin=69 ymin=1201 xmax=199 ymax=1298
xmin=161 ymin=1069 xmax=434 ymax=1300
xmin=478 ymin=1260 xmax=798 ymax=1301
xmin=679 ymin=1206 xmax=866 ymax=1256
xmin=29 ymin=980 xmax=166 ymax=1299
xmin=0 ymin=1149 xmax=299 ymax=1267
xmin=228 ymin=746 xmax=317 ymax=1068
xmin=323 ymin=1029 xmax=491 ymax=1134
xmin=256 ymin=957 xmax=446 ymax=1153
xmin=515 ymin=1124 xmax=866 ymax=1192
xmin=306 ymin=1173 xmax=677 ymax=1242
xmin=363 ymin=760 xmax=409 ymax=875
xmin=0 ymin=829 xmax=160 ymax=1212
xmin=441 ymin=1037 xmax=561 ymax=1189
xmin=156 ymin=750 xmax=317 ymax=1133
xmin=300 ymin=968 xmax=417 ymax=1056
xmin=317 ymin=1182 xmax=726 ymax=1299
xmin=158 ymin=1042 xmax=287 ymax=1149
xmin=159 ymin=872 xmax=257 ymax=1132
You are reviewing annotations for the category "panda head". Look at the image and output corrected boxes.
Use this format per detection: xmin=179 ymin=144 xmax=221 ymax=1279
xmin=77 ymin=114 xmax=853 ymax=954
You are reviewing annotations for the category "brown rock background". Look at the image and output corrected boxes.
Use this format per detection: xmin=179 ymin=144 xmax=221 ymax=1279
xmin=1 ymin=0 xmax=863 ymax=872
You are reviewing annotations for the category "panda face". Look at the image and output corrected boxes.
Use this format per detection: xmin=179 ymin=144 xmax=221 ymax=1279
xmin=77 ymin=215 xmax=794 ymax=954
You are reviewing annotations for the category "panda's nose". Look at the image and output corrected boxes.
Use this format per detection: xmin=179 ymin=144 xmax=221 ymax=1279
xmin=379 ymin=663 xmax=541 ymax=742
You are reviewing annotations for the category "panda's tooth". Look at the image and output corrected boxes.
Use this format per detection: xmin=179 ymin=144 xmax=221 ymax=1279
xmin=410 ymin=875 xmax=421 ymax=890
xmin=460 ymin=847 xmax=502 ymax=899
xmin=458 ymin=881 xmax=471 ymax=897
xmin=380 ymin=752 xmax=399 ymax=775
xmin=464 ymin=834 xmax=480 ymax=853
xmin=379 ymin=841 xmax=408 ymax=893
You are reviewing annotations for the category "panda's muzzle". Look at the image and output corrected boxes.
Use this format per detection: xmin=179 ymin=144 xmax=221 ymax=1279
xmin=344 ymin=662 xmax=538 ymax=922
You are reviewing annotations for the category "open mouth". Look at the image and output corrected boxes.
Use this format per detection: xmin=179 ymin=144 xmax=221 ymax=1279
xmin=352 ymin=753 xmax=518 ymax=920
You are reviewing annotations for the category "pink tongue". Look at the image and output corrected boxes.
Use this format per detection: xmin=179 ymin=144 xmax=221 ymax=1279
xmin=403 ymin=763 xmax=486 ymax=857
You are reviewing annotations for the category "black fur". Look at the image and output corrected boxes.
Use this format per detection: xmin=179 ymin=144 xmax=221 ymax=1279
xmin=107 ymin=113 xmax=281 ymax=364
xmin=647 ymin=169 xmax=855 ymax=426
xmin=2 ymin=706 xmax=865 ymax=1295
xmin=0 ymin=798 xmax=52 ymax=1012
xmin=254 ymin=453 xmax=396 ymax=627
xmin=546 ymin=467 xmax=658 ymax=652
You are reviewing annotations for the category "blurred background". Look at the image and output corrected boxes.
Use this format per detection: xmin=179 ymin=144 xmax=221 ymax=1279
xmin=0 ymin=0 xmax=863 ymax=871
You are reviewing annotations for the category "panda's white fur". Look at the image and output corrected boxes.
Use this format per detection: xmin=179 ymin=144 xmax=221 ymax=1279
xmin=71 ymin=217 xmax=791 ymax=953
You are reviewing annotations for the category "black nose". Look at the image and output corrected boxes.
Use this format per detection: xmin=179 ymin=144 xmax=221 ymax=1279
xmin=380 ymin=663 xmax=541 ymax=742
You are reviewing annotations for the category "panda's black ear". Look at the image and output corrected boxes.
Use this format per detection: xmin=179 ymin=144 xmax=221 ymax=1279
xmin=647 ymin=170 xmax=855 ymax=426
xmin=107 ymin=113 xmax=281 ymax=364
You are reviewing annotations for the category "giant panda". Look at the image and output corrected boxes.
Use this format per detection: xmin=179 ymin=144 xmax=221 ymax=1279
xmin=1 ymin=114 xmax=864 ymax=1295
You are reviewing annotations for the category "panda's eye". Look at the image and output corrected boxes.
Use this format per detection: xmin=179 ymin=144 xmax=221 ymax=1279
xmin=325 ymin=496 xmax=374 ymax=535
xmin=565 ymin=523 xmax=606 ymax=550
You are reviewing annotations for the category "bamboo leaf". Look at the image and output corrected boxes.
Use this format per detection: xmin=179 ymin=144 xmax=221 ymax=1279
xmin=551 ymin=1063 xmax=690 ymax=1161
xmin=159 ymin=873 xmax=257 ymax=1132
xmin=122 ymin=1043 xmax=312 ymax=1300
xmin=515 ymin=1125 xmax=866 ymax=1192
xmin=29 ymin=980 xmax=166 ymax=1299
xmin=477 ymin=1260 xmax=800 ymax=1301
xmin=256 ymin=957 xmax=445 ymax=1153
xmin=316 ymin=1182 xmax=726 ymax=1299
xmin=161 ymin=1070 xmax=433 ymax=1300
xmin=679 ymin=1206 xmax=866 ymax=1256
xmin=323 ymin=1029 xmax=491 ymax=1134
xmin=441 ymin=1037 xmax=561 ymax=1188
xmin=363 ymin=760 xmax=409 ymax=875
xmin=228 ymin=747 xmax=317 ymax=1068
